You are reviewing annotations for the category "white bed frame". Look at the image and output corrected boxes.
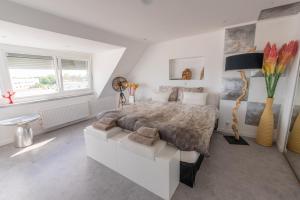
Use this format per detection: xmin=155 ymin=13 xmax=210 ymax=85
xmin=84 ymin=126 xmax=180 ymax=200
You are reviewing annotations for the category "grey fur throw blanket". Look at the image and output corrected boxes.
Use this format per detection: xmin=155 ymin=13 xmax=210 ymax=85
xmin=100 ymin=102 xmax=218 ymax=156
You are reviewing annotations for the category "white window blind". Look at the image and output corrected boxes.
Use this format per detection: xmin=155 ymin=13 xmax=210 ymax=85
xmin=7 ymin=53 xmax=54 ymax=69
xmin=6 ymin=53 xmax=58 ymax=98
xmin=61 ymin=59 xmax=89 ymax=91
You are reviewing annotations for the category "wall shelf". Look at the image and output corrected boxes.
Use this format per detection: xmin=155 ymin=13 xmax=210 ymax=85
xmin=169 ymin=56 xmax=205 ymax=81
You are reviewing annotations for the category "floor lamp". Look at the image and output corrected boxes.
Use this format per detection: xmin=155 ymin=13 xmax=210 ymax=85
xmin=224 ymin=53 xmax=263 ymax=145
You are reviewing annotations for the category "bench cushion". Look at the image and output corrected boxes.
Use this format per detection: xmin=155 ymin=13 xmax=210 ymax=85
xmin=119 ymin=133 xmax=166 ymax=160
xmin=84 ymin=125 xmax=122 ymax=141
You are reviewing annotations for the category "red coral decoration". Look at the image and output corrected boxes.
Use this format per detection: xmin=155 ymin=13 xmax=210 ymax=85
xmin=2 ymin=91 xmax=16 ymax=104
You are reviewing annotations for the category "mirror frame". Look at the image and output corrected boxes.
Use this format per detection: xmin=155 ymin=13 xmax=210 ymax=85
xmin=283 ymin=61 xmax=300 ymax=183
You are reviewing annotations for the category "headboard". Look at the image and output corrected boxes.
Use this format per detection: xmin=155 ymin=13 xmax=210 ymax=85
xmin=158 ymin=86 xmax=220 ymax=108
xmin=206 ymin=92 xmax=220 ymax=108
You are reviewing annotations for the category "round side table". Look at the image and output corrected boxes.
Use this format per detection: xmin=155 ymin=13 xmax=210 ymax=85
xmin=0 ymin=114 xmax=41 ymax=148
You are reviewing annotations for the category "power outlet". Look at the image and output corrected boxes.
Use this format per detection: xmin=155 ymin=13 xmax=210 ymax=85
xmin=225 ymin=121 xmax=231 ymax=128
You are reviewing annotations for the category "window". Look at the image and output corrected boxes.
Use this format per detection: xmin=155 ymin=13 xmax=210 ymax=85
xmin=61 ymin=59 xmax=89 ymax=91
xmin=7 ymin=53 xmax=58 ymax=98
xmin=0 ymin=46 xmax=92 ymax=104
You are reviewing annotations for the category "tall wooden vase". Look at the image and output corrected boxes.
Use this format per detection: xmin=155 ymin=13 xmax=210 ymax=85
xmin=256 ymin=98 xmax=274 ymax=147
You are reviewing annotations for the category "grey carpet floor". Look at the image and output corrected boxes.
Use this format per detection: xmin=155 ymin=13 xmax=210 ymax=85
xmin=285 ymin=150 xmax=300 ymax=181
xmin=0 ymin=120 xmax=299 ymax=200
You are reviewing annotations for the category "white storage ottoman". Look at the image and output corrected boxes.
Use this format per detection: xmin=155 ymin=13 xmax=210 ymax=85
xmin=84 ymin=126 xmax=180 ymax=200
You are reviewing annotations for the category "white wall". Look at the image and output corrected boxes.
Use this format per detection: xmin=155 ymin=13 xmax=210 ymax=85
xmin=129 ymin=30 xmax=225 ymax=99
xmin=218 ymin=15 xmax=300 ymax=142
xmin=93 ymin=48 xmax=126 ymax=96
xmin=218 ymin=76 xmax=288 ymax=139
xmin=100 ymin=43 xmax=148 ymax=97
xmin=128 ymin=14 xmax=300 ymax=152
xmin=129 ymin=28 xmax=264 ymax=138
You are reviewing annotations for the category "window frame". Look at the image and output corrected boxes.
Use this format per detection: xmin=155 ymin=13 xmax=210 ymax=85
xmin=0 ymin=44 xmax=93 ymax=105
xmin=57 ymin=56 xmax=93 ymax=94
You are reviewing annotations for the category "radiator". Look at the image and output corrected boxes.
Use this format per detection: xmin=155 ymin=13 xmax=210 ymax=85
xmin=40 ymin=102 xmax=90 ymax=129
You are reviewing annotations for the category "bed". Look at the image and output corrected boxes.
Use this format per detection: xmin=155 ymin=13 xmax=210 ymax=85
xmin=98 ymin=86 xmax=219 ymax=187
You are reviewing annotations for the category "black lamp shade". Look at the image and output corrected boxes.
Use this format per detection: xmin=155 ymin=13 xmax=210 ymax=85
xmin=225 ymin=53 xmax=263 ymax=71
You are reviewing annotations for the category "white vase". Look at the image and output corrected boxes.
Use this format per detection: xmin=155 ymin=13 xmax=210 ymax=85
xmin=129 ymin=95 xmax=135 ymax=104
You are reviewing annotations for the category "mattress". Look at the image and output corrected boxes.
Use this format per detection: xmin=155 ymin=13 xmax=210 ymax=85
xmin=180 ymin=150 xmax=200 ymax=163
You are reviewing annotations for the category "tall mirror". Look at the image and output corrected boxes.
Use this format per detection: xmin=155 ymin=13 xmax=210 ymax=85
xmin=285 ymin=68 xmax=300 ymax=181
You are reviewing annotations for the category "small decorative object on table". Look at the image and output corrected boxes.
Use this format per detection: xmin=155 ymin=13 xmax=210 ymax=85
xmin=256 ymin=40 xmax=299 ymax=147
xmin=182 ymin=68 xmax=192 ymax=80
xmin=128 ymin=82 xmax=139 ymax=104
xmin=2 ymin=90 xmax=16 ymax=104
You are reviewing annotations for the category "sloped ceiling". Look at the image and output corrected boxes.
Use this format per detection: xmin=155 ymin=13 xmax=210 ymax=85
xmin=0 ymin=20 xmax=120 ymax=53
xmin=7 ymin=0 xmax=300 ymax=42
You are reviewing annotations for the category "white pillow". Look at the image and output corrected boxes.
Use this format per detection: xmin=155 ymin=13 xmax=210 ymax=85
xmin=152 ymin=91 xmax=170 ymax=103
xmin=182 ymin=92 xmax=207 ymax=105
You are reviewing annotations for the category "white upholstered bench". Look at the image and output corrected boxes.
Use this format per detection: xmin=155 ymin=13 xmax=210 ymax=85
xmin=84 ymin=126 xmax=180 ymax=200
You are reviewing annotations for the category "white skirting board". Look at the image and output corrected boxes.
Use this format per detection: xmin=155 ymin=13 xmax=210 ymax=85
xmin=84 ymin=128 xmax=180 ymax=200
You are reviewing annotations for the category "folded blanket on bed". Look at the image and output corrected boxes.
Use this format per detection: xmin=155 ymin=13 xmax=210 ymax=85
xmin=136 ymin=126 xmax=159 ymax=138
xmin=128 ymin=131 xmax=160 ymax=146
xmin=92 ymin=116 xmax=117 ymax=130
xmin=92 ymin=121 xmax=116 ymax=131
xmin=98 ymin=117 xmax=117 ymax=125
xmin=92 ymin=114 xmax=121 ymax=131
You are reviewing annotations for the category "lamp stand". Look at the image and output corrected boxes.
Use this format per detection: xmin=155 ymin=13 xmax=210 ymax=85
xmin=224 ymin=70 xmax=249 ymax=145
xmin=118 ymin=90 xmax=126 ymax=109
